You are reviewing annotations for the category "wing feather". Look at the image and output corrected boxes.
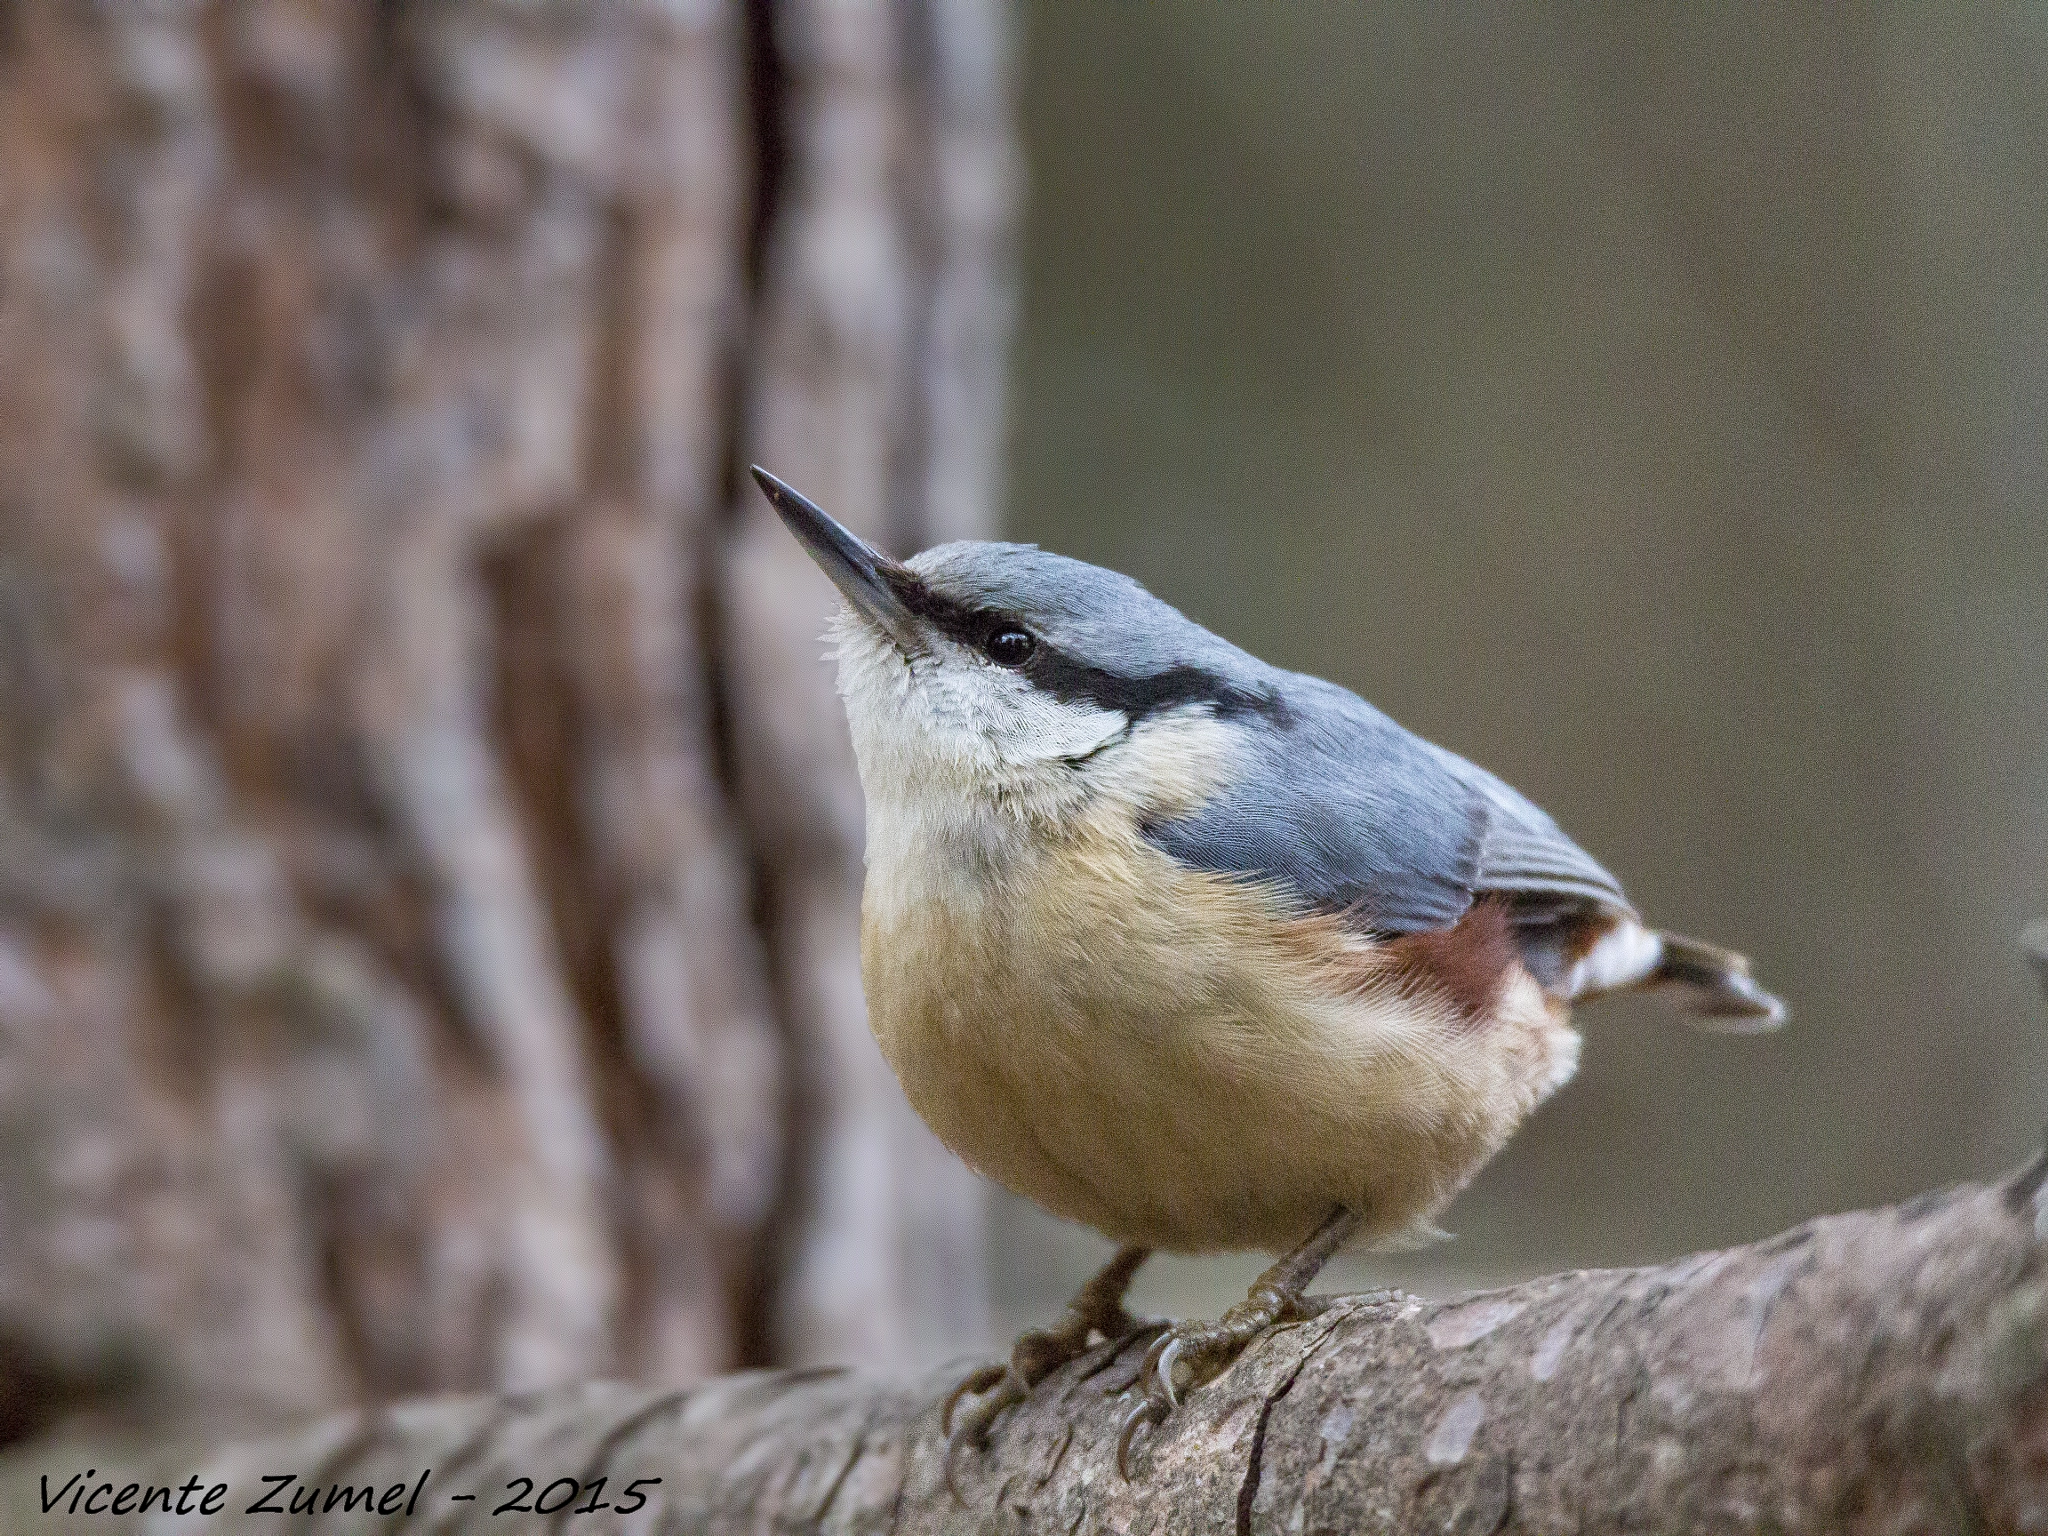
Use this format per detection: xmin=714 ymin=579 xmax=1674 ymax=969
xmin=1142 ymin=673 xmax=1630 ymax=933
xmin=1461 ymin=770 xmax=1634 ymax=912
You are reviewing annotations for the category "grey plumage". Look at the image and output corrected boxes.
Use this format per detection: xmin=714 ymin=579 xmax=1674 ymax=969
xmin=914 ymin=540 xmax=1632 ymax=938
xmin=1148 ymin=672 xmax=1633 ymax=935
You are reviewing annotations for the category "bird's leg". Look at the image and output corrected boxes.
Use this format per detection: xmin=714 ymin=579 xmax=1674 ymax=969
xmin=1117 ymin=1206 xmax=1361 ymax=1478
xmin=945 ymin=1244 xmax=1154 ymax=1462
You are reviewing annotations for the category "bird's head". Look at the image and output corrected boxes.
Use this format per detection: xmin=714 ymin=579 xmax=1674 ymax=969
xmin=754 ymin=466 xmax=1277 ymax=830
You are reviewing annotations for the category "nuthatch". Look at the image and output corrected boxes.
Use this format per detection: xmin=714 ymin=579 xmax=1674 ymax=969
xmin=751 ymin=466 xmax=1785 ymax=1477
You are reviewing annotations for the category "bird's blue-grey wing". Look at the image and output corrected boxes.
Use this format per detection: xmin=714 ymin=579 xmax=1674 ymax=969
xmin=1455 ymin=765 xmax=1635 ymax=914
xmin=1143 ymin=674 xmax=1630 ymax=932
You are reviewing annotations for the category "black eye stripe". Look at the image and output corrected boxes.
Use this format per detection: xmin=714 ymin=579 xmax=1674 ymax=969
xmin=881 ymin=566 xmax=986 ymax=641
xmin=878 ymin=567 xmax=1289 ymax=725
xmin=1023 ymin=651 xmax=1288 ymax=723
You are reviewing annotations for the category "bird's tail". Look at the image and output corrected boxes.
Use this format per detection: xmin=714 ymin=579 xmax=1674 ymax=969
xmin=1566 ymin=919 xmax=1787 ymax=1032
xmin=1647 ymin=931 xmax=1786 ymax=1032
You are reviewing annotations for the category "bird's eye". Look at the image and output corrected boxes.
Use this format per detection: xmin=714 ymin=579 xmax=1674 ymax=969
xmin=983 ymin=627 xmax=1036 ymax=667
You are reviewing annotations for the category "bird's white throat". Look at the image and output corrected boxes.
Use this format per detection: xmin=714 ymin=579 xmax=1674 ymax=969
xmin=829 ymin=606 xmax=1244 ymax=894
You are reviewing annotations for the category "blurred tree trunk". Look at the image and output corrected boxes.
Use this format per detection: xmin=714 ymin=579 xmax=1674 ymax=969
xmin=0 ymin=0 xmax=1014 ymax=1446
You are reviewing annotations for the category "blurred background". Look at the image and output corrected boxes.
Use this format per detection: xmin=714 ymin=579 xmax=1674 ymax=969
xmin=0 ymin=0 xmax=2042 ymax=1459
xmin=997 ymin=0 xmax=2048 ymax=1334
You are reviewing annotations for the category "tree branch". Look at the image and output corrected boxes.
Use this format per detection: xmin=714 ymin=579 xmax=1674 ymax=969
xmin=38 ymin=1153 xmax=2048 ymax=1532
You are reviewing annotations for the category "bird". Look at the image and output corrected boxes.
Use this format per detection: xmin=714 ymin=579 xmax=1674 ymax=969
xmin=749 ymin=465 xmax=1785 ymax=1479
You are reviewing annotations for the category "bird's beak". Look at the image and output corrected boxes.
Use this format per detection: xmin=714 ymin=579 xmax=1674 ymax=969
xmin=751 ymin=466 xmax=922 ymax=654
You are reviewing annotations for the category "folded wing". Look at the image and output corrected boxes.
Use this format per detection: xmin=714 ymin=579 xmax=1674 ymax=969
xmin=1142 ymin=673 xmax=1631 ymax=937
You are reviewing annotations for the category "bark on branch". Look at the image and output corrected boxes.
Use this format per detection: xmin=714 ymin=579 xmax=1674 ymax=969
xmin=31 ymin=1151 xmax=2048 ymax=1533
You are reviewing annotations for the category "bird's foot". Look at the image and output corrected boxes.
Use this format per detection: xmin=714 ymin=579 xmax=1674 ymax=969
xmin=1114 ymin=1281 xmax=1329 ymax=1477
xmin=944 ymin=1312 xmax=1160 ymax=1495
xmin=942 ymin=1319 xmax=1089 ymax=1448
xmin=943 ymin=1246 xmax=1153 ymax=1493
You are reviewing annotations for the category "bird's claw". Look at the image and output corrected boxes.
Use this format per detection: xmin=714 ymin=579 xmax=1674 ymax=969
xmin=939 ymin=1362 xmax=1008 ymax=1437
xmin=1113 ymin=1285 xmax=1323 ymax=1479
xmin=944 ymin=1361 xmax=1035 ymax=1500
xmin=944 ymin=1312 xmax=1141 ymax=1493
xmin=1154 ymin=1336 xmax=1184 ymax=1408
xmin=1115 ymin=1391 xmax=1169 ymax=1479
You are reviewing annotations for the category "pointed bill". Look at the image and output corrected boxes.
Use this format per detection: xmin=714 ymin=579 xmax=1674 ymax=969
xmin=751 ymin=466 xmax=922 ymax=653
